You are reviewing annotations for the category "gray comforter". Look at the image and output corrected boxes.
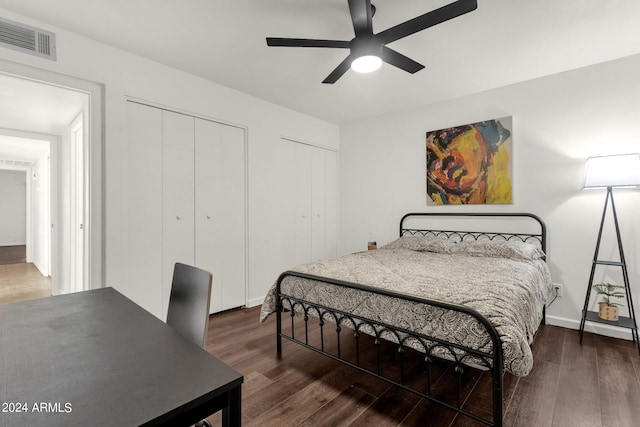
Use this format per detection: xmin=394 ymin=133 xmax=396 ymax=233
xmin=260 ymin=238 xmax=553 ymax=376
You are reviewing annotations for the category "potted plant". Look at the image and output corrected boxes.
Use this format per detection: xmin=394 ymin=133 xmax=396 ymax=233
xmin=593 ymin=282 xmax=625 ymax=321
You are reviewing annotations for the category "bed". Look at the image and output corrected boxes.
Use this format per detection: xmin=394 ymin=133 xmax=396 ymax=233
xmin=260 ymin=213 xmax=553 ymax=427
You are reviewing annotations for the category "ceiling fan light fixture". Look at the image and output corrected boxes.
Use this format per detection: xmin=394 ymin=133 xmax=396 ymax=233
xmin=351 ymin=54 xmax=382 ymax=73
xmin=266 ymin=0 xmax=479 ymax=83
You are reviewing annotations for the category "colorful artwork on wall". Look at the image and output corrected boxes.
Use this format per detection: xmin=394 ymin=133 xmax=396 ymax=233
xmin=426 ymin=116 xmax=513 ymax=205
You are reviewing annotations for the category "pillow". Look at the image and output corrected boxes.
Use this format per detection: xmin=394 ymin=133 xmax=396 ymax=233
xmin=451 ymin=239 xmax=545 ymax=260
xmin=380 ymin=235 xmax=456 ymax=254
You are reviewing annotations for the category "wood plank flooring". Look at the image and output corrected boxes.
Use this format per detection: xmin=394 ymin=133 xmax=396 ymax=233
xmin=203 ymin=306 xmax=640 ymax=427
xmin=0 ymin=245 xmax=26 ymax=264
xmin=0 ymin=262 xmax=51 ymax=304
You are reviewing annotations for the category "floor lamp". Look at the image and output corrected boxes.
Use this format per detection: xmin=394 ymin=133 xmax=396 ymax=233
xmin=579 ymin=153 xmax=640 ymax=352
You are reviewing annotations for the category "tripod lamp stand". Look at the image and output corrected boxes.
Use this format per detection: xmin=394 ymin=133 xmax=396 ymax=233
xmin=579 ymin=153 xmax=640 ymax=352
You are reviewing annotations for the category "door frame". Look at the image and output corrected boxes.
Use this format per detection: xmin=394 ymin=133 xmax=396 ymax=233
xmin=69 ymin=112 xmax=86 ymax=292
xmin=0 ymin=58 xmax=104 ymax=290
xmin=0 ymin=128 xmax=56 ymax=279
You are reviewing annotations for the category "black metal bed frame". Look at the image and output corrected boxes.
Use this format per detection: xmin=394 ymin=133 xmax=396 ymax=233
xmin=275 ymin=212 xmax=547 ymax=427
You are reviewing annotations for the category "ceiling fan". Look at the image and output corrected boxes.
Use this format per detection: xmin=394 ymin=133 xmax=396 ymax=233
xmin=266 ymin=0 xmax=478 ymax=84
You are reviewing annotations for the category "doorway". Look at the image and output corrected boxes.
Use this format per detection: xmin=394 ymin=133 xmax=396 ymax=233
xmin=0 ymin=149 xmax=51 ymax=304
xmin=0 ymin=60 xmax=103 ymax=299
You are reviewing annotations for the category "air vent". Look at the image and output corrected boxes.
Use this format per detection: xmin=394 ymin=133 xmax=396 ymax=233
xmin=0 ymin=158 xmax=35 ymax=168
xmin=0 ymin=17 xmax=56 ymax=61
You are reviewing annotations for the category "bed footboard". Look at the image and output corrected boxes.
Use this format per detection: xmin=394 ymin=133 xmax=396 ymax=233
xmin=275 ymin=271 xmax=504 ymax=427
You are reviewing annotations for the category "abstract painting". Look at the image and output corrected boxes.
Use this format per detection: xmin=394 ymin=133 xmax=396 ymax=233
xmin=426 ymin=116 xmax=513 ymax=205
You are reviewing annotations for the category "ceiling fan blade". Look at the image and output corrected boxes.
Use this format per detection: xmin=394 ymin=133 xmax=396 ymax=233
xmin=380 ymin=46 xmax=425 ymax=74
xmin=322 ymin=55 xmax=353 ymax=84
xmin=378 ymin=0 xmax=477 ymax=45
xmin=266 ymin=38 xmax=350 ymax=48
xmin=348 ymin=0 xmax=373 ymax=36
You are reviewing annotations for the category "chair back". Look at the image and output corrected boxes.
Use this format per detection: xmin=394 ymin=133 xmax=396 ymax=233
xmin=166 ymin=263 xmax=212 ymax=348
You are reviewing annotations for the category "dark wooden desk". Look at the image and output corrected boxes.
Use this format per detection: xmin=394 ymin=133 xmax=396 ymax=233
xmin=0 ymin=287 xmax=243 ymax=427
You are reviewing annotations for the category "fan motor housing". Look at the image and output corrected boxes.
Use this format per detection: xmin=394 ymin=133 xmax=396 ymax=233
xmin=350 ymin=34 xmax=382 ymax=58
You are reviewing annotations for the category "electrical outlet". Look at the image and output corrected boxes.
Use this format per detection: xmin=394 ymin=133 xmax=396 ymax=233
xmin=554 ymin=283 xmax=563 ymax=297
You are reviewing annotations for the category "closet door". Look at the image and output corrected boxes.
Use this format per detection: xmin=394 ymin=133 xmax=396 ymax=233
xmin=124 ymin=101 xmax=163 ymax=318
xmin=325 ymin=149 xmax=338 ymax=259
xmin=273 ymin=138 xmax=297 ymax=270
xmin=162 ymin=110 xmax=195 ymax=319
xmin=293 ymin=143 xmax=313 ymax=266
xmin=287 ymin=139 xmax=338 ymax=266
xmin=311 ymin=147 xmax=338 ymax=261
xmin=195 ymin=119 xmax=246 ymax=313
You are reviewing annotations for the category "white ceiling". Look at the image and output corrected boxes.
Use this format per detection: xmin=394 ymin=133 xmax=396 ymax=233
xmin=0 ymin=134 xmax=49 ymax=165
xmin=0 ymin=73 xmax=87 ymax=135
xmin=1 ymin=0 xmax=640 ymax=125
xmin=0 ymin=73 xmax=87 ymax=163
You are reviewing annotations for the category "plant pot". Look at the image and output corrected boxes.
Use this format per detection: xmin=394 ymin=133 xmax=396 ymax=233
xmin=599 ymin=303 xmax=619 ymax=321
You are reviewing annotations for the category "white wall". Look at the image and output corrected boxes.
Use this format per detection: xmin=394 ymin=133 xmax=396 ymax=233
xmin=0 ymin=9 xmax=340 ymax=305
xmin=0 ymin=169 xmax=27 ymax=246
xmin=30 ymin=155 xmax=50 ymax=275
xmin=340 ymin=54 xmax=640 ymax=339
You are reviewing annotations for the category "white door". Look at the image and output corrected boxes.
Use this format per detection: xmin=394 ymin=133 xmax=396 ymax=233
xmin=195 ymin=119 xmax=246 ymax=313
xmin=311 ymin=147 xmax=338 ymax=261
xmin=277 ymin=138 xmax=297 ymax=269
xmin=310 ymin=146 xmax=326 ymax=261
xmin=162 ymin=110 xmax=195 ymax=319
xmin=290 ymin=141 xmax=338 ymax=265
xmin=69 ymin=117 xmax=84 ymax=292
xmin=294 ymin=143 xmax=312 ymax=266
xmin=123 ymin=101 xmax=163 ymax=318
xmin=276 ymin=139 xmax=339 ymax=268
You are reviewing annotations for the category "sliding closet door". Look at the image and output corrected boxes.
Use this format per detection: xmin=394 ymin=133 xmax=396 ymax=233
xmin=325 ymin=149 xmax=338 ymax=259
xmin=216 ymin=124 xmax=246 ymax=311
xmin=311 ymin=147 xmax=338 ymax=261
xmin=282 ymin=138 xmax=338 ymax=267
xmin=195 ymin=119 xmax=246 ymax=313
xmin=162 ymin=110 xmax=195 ymax=318
xmin=294 ymin=143 xmax=313 ymax=266
xmin=124 ymin=102 xmax=246 ymax=318
xmin=124 ymin=101 xmax=163 ymax=317
xmin=275 ymin=138 xmax=297 ymax=269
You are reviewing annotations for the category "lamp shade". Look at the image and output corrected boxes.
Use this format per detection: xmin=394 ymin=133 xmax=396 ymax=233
xmin=583 ymin=153 xmax=640 ymax=189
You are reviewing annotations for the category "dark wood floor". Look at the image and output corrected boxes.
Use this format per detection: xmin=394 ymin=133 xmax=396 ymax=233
xmin=203 ymin=306 xmax=640 ymax=427
xmin=0 ymin=245 xmax=26 ymax=265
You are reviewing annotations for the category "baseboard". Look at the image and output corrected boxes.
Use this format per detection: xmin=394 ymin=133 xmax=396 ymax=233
xmin=546 ymin=314 xmax=633 ymax=341
xmin=247 ymin=295 xmax=265 ymax=308
xmin=32 ymin=259 xmax=48 ymax=276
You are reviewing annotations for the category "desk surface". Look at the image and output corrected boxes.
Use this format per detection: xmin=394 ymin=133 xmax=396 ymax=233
xmin=0 ymin=287 xmax=243 ymax=427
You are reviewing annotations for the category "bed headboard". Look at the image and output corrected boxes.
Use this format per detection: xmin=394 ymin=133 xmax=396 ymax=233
xmin=399 ymin=212 xmax=547 ymax=253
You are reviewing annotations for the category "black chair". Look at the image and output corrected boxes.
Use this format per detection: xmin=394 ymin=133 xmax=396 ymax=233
xmin=166 ymin=262 xmax=213 ymax=427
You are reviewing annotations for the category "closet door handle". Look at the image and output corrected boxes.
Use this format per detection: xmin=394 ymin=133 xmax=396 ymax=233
xmin=176 ymin=215 xmax=182 ymax=220
xmin=206 ymin=215 xmax=212 ymax=220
